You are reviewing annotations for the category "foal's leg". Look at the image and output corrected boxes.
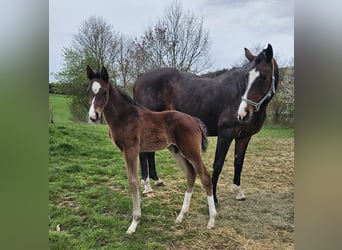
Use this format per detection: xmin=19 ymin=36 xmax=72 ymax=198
xmin=191 ymin=157 xmax=217 ymax=229
xmin=168 ymin=146 xmax=196 ymax=223
xmin=125 ymin=150 xmax=141 ymax=234
xmin=176 ymin=137 xmax=217 ymax=229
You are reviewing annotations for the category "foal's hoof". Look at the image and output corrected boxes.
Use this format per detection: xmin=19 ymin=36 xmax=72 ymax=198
xmin=207 ymin=224 xmax=215 ymax=230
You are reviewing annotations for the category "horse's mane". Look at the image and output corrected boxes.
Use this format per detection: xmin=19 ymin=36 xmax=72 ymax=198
xmin=117 ymin=86 xmax=135 ymax=105
xmin=110 ymin=83 xmax=142 ymax=108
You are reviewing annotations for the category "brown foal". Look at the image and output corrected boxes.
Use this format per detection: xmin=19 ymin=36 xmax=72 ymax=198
xmin=86 ymin=66 xmax=217 ymax=234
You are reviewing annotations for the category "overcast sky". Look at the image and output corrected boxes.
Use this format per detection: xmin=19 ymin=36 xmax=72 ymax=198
xmin=49 ymin=0 xmax=293 ymax=82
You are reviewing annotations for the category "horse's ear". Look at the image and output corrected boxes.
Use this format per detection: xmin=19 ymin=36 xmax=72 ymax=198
xmin=100 ymin=66 xmax=109 ymax=82
xmin=86 ymin=65 xmax=95 ymax=80
xmin=244 ymin=48 xmax=255 ymax=62
xmin=265 ymin=44 xmax=273 ymax=62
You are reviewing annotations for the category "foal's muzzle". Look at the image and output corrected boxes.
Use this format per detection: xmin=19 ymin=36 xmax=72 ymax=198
xmin=89 ymin=112 xmax=100 ymax=123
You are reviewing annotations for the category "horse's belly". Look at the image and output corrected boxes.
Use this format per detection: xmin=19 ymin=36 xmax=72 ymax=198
xmin=139 ymin=135 xmax=172 ymax=152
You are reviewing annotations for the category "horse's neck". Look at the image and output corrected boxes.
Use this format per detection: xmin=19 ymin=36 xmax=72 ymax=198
xmin=103 ymin=86 xmax=137 ymax=127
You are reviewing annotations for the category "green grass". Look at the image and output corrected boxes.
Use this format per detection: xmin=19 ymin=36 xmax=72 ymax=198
xmin=49 ymin=94 xmax=72 ymax=123
xmin=49 ymin=123 xmax=294 ymax=249
xmin=49 ymin=94 xmax=294 ymax=249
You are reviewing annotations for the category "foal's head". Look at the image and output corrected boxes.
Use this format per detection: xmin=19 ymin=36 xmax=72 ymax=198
xmin=86 ymin=65 xmax=111 ymax=123
xmin=237 ymin=44 xmax=279 ymax=121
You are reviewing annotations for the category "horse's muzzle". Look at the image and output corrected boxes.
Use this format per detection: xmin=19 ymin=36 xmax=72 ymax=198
xmin=89 ymin=112 xmax=100 ymax=123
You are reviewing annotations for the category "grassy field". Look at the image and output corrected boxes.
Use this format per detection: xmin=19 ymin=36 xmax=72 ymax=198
xmin=49 ymin=94 xmax=294 ymax=249
xmin=49 ymin=123 xmax=294 ymax=249
xmin=49 ymin=94 xmax=72 ymax=123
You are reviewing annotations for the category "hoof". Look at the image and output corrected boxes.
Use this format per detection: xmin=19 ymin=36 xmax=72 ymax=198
xmin=214 ymin=201 xmax=219 ymax=209
xmin=207 ymin=224 xmax=215 ymax=229
xmin=231 ymin=184 xmax=246 ymax=200
xmin=236 ymin=193 xmax=246 ymax=200
xmin=142 ymin=190 xmax=154 ymax=197
xmin=155 ymin=179 xmax=165 ymax=187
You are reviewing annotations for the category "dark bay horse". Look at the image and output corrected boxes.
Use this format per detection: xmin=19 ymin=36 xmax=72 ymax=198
xmin=134 ymin=44 xmax=279 ymax=208
xmin=86 ymin=66 xmax=217 ymax=234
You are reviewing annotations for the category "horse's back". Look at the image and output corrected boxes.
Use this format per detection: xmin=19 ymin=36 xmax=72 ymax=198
xmin=133 ymin=67 xmax=238 ymax=135
xmin=134 ymin=68 xmax=181 ymax=110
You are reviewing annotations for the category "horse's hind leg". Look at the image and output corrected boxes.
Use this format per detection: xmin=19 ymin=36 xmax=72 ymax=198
xmin=139 ymin=152 xmax=153 ymax=195
xmin=147 ymin=152 xmax=164 ymax=186
xmin=168 ymin=146 xmax=196 ymax=223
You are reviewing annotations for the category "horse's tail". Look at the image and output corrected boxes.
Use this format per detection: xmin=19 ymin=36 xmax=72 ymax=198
xmin=197 ymin=118 xmax=208 ymax=152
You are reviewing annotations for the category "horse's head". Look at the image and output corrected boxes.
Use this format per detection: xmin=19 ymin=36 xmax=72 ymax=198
xmin=237 ymin=44 xmax=279 ymax=121
xmin=86 ymin=65 xmax=110 ymax=123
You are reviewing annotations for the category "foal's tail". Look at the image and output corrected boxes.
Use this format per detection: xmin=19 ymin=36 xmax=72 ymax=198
xmin=197 ymin=118 xmax=208 ymax=152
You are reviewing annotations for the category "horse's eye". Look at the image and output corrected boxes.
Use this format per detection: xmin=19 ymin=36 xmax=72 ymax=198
xmin=103 ymin=91 xmax=107 ymax=97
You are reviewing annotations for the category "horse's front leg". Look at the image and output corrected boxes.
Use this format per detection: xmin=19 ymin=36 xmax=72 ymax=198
xmin=124 ymin=150 xmax=141 ymax=234
xmin=232 ymin=136 xmax=251 ymax=200
xmin=212 ymin=130 xmax=234 ymax=208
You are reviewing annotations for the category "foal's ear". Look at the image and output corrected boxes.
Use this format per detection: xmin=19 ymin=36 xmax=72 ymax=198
xmin=100 ymin=66 xmax=109 ymax=82
xmin=86 ymin=65 xmax=95 ymax=80
xmin=244 ymin=48 xmax=255 ymax=62
xmin=265 ymin=44 xmax=273 ymax=62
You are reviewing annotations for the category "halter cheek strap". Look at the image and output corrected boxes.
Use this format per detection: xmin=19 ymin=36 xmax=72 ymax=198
xmin=241 ymin=60 xmax=276 ymax=112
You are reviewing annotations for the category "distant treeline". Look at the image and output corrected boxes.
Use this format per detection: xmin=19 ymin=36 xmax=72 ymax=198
xmin=49 ymin=83 xmax=66 ymax=95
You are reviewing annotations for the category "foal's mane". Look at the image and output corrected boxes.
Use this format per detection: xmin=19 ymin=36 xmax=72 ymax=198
xmin=109 ymin=82 xmax=142 ymax=108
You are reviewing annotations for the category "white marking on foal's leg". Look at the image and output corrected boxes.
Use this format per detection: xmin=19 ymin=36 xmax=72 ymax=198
xmin=126 ymin=188 xmax=141 ymax=234
xmin=231 ymin=184 xmax=246 ymax=200
xmin=127 ymin=218 xmax=139 ymax=234
xmin=176 ymin=191 xmax=192 ymax=223
xmin=207 ymin=195 xmax=217 ymax=229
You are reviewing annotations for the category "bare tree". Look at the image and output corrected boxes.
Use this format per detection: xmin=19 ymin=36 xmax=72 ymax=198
xmin=135 ymin=1 xmax=212 ymax=73
xmin=270 ymin=59 xmax=294 ymax=124
xmin=54 ymin=16 xmax=121 ymax=122
xmin=74 ymin=16 xmax=120 ymax=75
xmin=116 ymin=35 xmax=136 ymax=88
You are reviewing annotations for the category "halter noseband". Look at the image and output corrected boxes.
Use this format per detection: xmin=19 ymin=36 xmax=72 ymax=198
xmin=241 ymin=60 xmax=276 ymax=112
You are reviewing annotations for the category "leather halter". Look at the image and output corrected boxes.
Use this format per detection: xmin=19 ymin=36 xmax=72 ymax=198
xmin=241 ymin=60 xmax=276 ymax=112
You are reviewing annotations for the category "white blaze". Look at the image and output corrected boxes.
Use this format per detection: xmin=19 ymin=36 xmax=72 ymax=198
xmin=92 ymin=81 xmax=101 ymax=94
xmin=88 ymin=97 xmax=96 ymax=121
xmin=237 ymin=68 xmax=260 ymax=119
